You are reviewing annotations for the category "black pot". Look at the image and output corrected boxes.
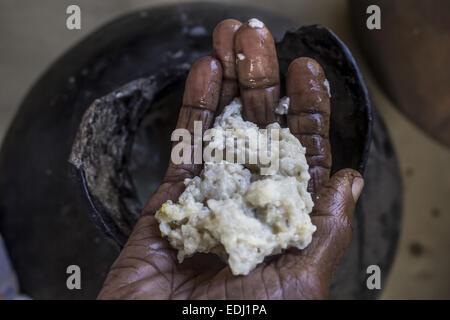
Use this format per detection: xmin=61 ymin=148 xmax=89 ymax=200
xmin=0 ymin=3 xmax=402 ymax=299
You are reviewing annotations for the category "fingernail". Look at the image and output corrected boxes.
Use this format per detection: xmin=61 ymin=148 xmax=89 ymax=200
xmin=352 ymin=177 xmax=364 ymax=202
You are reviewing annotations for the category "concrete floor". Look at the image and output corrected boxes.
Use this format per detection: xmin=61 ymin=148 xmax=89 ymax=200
xmin=0 ymin=0 xmax=449 ymax=299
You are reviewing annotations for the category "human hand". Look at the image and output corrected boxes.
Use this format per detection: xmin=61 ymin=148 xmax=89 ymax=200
xmin=97 ymin=19 xmax=364 ymax=300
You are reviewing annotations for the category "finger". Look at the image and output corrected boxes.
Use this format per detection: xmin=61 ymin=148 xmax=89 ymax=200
xmin=142 ymin=182 xmax=186 ymax=216
xmin=235 ymin=19 xmax=280 ymax=127
xmin=164 ymin=56 xmax=222 ymax=183
xmin=287 ymin=169 xmax=363 ymax=282
xmin=286 ymin=57 xmax=331 ymax=197
xmin=142 ymin=57 xmax=222 ymax=216
xmin=213 ymin=19 xmax=242 ymax=112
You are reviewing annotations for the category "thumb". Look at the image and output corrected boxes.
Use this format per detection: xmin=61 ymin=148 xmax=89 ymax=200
xmin=302 ymin=168 xmax=364 ymax=280
xmin=142 ymin=181 xmax=185 ymax=216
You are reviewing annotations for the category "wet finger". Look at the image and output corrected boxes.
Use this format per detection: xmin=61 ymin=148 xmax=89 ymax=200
xmin=286 ymin=57 xmax=332 ymax=197
xmin=163 ymin=56 xmax=222 ymax=183
xmin=212 ymin=19 xmax=242 ymax=112
xmin=235 ymin=19 xmax=280 ymax=127
xmin=143 ymin=57 xmax=222 ymax=215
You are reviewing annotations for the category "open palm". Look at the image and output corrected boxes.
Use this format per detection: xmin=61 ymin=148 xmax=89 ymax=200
xmin=98 ymin=19 xmax=364 ymax=300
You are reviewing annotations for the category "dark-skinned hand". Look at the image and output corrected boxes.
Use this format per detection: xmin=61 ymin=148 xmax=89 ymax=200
xmin=98 ymin=19 xmax=365 ymax=300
